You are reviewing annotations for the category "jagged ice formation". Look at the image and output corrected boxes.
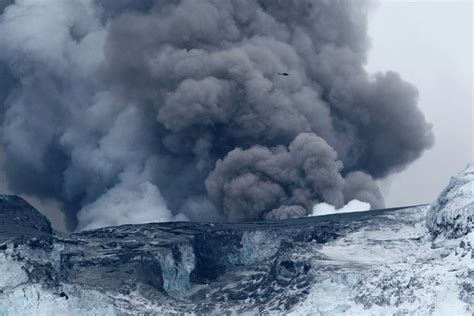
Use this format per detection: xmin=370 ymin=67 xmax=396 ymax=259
xmin=0 ymin=164 xmax=473 ymax=314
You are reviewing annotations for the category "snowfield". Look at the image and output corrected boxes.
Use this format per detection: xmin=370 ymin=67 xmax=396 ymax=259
xmin=291 ymin=205 xmax=473 ymax=315
xmin=292 ymin=165 xmax=473 ymax=315
xmin=0 ymin=165 xmax=473 ymax=315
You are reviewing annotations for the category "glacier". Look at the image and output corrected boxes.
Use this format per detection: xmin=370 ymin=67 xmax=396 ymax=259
xmin=0 ymin=165 xmax=473 ymax=315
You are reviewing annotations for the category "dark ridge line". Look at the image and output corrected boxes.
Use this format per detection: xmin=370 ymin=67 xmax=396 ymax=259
xmin=78 ymin=204 xmax=429 ymax=234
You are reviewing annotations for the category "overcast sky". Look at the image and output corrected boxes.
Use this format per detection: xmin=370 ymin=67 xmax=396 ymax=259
xmin=367 ymin=0 xmax=473 ymax=207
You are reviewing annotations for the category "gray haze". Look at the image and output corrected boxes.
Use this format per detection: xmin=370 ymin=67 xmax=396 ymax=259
xmin=0 ymin=0 xmax=433 ymax=231
xmin=367 ymin=0 xmax=473 ymax=207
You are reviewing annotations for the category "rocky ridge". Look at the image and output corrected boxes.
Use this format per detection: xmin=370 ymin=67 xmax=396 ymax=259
xmin=0 ymin=165 xmax=472 ymax=315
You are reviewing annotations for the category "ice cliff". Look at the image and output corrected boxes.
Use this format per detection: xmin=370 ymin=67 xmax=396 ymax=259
xmin=427 ymin=164 xmax=473 ymax=239
xmin=0 ymin=165 xmax=473 ymax=315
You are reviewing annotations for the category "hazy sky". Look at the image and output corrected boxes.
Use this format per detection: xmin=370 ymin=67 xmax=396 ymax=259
xmin=367 ymin=0 xmax=473 ymax=206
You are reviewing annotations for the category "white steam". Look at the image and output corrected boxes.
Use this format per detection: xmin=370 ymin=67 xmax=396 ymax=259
xmin=311 ymin=199 xmax=371 ymax=217
xmin=77 ymin=169 xmax=187 ymax=231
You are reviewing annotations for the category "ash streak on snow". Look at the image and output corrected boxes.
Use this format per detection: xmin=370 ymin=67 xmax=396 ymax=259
xmin=0 ymin=0 xmax=433 ymax=230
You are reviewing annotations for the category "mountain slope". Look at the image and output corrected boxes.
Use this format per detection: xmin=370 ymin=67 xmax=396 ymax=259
xmin=0 ymin=165 xmax=473 ymax=315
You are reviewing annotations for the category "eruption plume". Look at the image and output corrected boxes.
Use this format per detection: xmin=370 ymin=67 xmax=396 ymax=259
xmin=0 ymin=0 xmax=433 ymax=230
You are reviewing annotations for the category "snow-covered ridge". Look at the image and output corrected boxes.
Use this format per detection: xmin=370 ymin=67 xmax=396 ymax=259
xmin=0 ymin=164 xmax=473 ymax=315
xmin=427 ymin=163 xmax=474 ymax=239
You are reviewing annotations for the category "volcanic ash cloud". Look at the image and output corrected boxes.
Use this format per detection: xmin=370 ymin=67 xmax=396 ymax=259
xmin=0 ymin=0 xmax=433 ymax=230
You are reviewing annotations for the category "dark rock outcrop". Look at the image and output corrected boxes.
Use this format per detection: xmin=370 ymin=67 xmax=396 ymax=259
xmin=0 ymin=195 xmax=52 ymax=235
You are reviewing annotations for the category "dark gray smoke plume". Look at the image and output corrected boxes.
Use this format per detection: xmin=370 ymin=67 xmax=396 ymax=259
xmin=0 ymin=0 xmax=433 ymax=230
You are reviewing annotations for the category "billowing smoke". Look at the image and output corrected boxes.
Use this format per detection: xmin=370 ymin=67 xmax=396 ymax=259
xmin=0 ymin=0 xmax=433 ymax=230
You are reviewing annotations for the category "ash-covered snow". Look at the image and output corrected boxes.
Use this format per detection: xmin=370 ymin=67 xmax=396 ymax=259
xmin=0 ymin=253 xmax=28 ymax=292
xmin=0 ymin=165 xmax=473 ymax=315
xmin=427 ymin=163 xmax=473 ymax=239
xmin=290 ymin=205 xmax=473 ymax=315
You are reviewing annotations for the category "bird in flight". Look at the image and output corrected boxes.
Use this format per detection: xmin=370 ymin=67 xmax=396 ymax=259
xmin=278 ymin=72 xmax=289 ymax=76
